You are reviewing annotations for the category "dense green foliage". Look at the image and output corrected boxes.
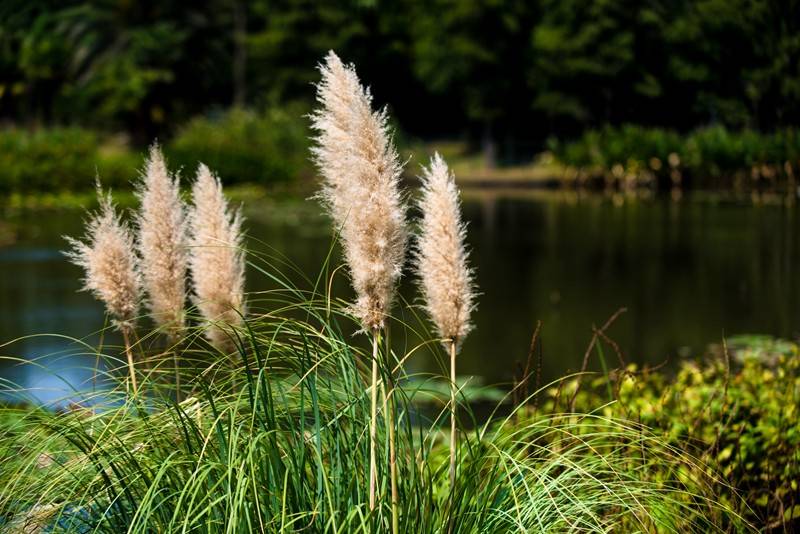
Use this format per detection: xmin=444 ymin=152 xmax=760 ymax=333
xmin=0 ymin=128 xmax=139 ymax=193
xmin=0 ymin=260 xmax=746 ymax=532
xmin=550 ymin=125 xmax=800 ymax=186
xmin=2 ymin=0 xmax=798 ymax=153
xmin=558 ymin=335 xmax=800 ymax=530
xmin=0 ymin=106 xmax=311 ymax=192
xmin=167 ymin=107 xmax=311 ymax=185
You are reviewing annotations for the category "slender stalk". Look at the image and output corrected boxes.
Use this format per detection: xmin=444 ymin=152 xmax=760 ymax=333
xmin=449 ymin=338 xmax=457 ymax=489
xmin=121 ymin=327 xmax=138 ymax=395
xmin=173 ymin=348 xmax=181 ymax=403
xmin=384 ymin=327 xmax=399 ymax=534
xmin=369 ymin=331 xmax=379 ymax=511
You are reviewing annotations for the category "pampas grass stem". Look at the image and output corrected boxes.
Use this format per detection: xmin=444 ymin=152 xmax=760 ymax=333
xmin=415 ymin=153 xmax=476 ymax=491
xmin=311 ymin=51 xmax=407 ymax=516
xmin=65 ymin=187 xmax=142 ymax=396
xmin=449 ymin=339 xmax=457 ymax=488
xmin=121 ymin=326 xmax=138 ymax=394
xmin=385 ymin=327 xmax=399 ymax=534
xmin=369 ymin=332 xmax=379 ymax=511
xmin=136 ymin=145 xmax=187 ymax=398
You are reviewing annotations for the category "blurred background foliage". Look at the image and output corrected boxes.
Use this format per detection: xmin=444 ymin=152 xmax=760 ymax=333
xmin=0 ymin=0 xmax=799 ymax=187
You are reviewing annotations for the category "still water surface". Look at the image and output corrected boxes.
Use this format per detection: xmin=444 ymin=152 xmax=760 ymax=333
xmin=1 ymin=189 xmax=798 ymax=405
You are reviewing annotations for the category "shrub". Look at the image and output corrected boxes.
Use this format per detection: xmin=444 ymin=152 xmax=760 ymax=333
xmin=557 ymin=335 xmax=800 ymax=530
xmin=550 ymin=125 xmax=800 ymax=186
xmin=167 ymin=106 xmax=311 ymax=185
xmin=0 ymin=128 xmax=139 ymax=193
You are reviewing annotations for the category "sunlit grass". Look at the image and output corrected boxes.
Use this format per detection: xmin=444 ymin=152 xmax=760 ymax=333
xmin=0 ymin=256 xmax=750 ymax=532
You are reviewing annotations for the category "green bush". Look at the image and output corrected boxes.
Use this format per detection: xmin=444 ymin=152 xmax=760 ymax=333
xmin=551 ymin=125 xmax=800 ymax=184
xmin=558 ymin=336 xmax=800 ymax=530
xmin=0 ymin=128 xmax=139 ymax=193
xmin=167 ymin=106 xmax=311 ymax=185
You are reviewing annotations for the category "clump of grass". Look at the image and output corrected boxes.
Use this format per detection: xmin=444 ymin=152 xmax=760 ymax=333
xmin=0 ymin=275 xmax=749 ymax=532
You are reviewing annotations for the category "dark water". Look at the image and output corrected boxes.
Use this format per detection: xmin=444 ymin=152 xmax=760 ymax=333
xmin=1 ymin=189 xmax=798 ymax=405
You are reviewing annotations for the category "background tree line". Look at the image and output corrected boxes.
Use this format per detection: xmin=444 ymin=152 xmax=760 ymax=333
xmin=1 ymin=0 xmax=799 ymax=162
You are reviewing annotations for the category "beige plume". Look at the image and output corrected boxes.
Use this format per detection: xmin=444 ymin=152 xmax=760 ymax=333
xmin=310 ymin=50 xmax=407 ymax=331
xmin=416 ymin=153 xmax=476 ymax=348
xmin=416 ymin=153 xmax=477 ymax=490
xmin=311 ymin=51 xmax=408 ymax=516
xmin=188 ymin=164 xmax=246 ymax=349
xmin=136 ymin=145 xmax=188 ymax=336
xmin=65 ymin=189 xmax=142 ymax=330
xmin=65 ymin=187 xmax=142 ymax=392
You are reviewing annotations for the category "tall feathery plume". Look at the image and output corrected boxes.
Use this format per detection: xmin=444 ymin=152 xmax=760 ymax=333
xmin=188 ymin=164 xmax=246 ymax=351
xmin=65 ymin=188 xmax=142 ymax=393
xmin=311 ymin=51 xmax=407 ymax=518
xmin=415 ymin=153 xmax=476 ymax=490
xmin=135 ymin=144 xmax=187 ymax=337
xmin=136 ymin=145 xmax=187 ymax=398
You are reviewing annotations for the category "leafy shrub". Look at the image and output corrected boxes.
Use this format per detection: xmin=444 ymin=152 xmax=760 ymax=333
xmin=551 ymin=125 xmax=800 ymax=185
xmin=558 ymin=336 xmax=800 ymax=530
xmin=167 ymin=106 xmax=311 ymax=185
xmin=0 ymin=128 xmax=139 ymax=193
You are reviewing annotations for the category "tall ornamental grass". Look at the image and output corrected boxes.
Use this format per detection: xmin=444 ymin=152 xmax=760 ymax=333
xmin=310 ymin=51 xmax=407 ymax=518
xmin=0 ymin=51 xmax=753 ymax=533
xmin=0 ymin=265 xmax=748 ymax=532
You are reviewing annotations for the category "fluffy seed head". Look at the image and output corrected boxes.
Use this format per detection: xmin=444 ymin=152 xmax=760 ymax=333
xmin=65 ymin=189 xmax=142 ymax=330
xmin=310 ymin=50 xmax=407 ymax=330
xmin=136 ymin=145 xmax=188 ymax=336
xmin=188 ymin=164 xmax=246 ymax=349
xmin=415 ymin=154 xmax=476 ymax=349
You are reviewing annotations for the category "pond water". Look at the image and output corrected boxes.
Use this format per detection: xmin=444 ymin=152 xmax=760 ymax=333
xmin=1 ymin=189 xmax=798 ymax=405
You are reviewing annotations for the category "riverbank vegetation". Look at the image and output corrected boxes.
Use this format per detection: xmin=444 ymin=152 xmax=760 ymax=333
xmin=1 ymin=46 xmax=798 ymax=532
xmin=0 ymin=107 xmax=312 ymax=194
xmin=549 ymin=334 xmax=800 ymax=531
xmin=549 ymin=125 xmax=800 ymax=189
xmin=3 ymin=1 xmax=800 ymax=193
xmin=4 ymin=123 xmax=800 ymax=194
xmin=3 ymin=309 xmax=777 ymax=532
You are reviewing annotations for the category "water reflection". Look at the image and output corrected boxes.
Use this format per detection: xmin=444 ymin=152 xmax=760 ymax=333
xmin=1 ymin=189 xmax=798 ymax=405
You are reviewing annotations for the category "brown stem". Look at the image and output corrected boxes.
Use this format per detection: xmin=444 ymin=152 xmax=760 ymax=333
xmin=369 ymin=331 xmax=379 ymax=511
xmin=569 ymin=307 xmax=627 ymax=413
xmin=121 ymin=327 xmax=138 ymax=395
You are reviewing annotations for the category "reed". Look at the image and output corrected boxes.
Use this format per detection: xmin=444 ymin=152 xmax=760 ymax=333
xmin=135 ymin=144 xmax=187 ymax=337
xmin=64 ymin=187 xmax=142 ymax=392
xmin=415 ymin=153 xmax=476 ymax=490
xmin=187 ymin=164 xmax=246 ymax=351
xmin=310 ymin=50 xmax=407 ymax=517
xmin=135 ymin=145 xmax=187 ymax=397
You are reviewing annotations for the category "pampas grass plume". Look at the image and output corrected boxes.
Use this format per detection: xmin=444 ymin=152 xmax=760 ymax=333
xmin=416 ymin=153 xmax=476 ymax=490
xmin=188 ymin=164 xmax=245 ymax=349
xmin=136 ymin=145 xmax=188 ymax=336
xmin=311 ymin=50 xmax=408 ymax=518
xmin=416 ymin=153 xmax=476 ymax=348
xmin=311 ymin=50 xmax=407 ymax=331
xmin=65 ymin=188 xmax=142 ymax=330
